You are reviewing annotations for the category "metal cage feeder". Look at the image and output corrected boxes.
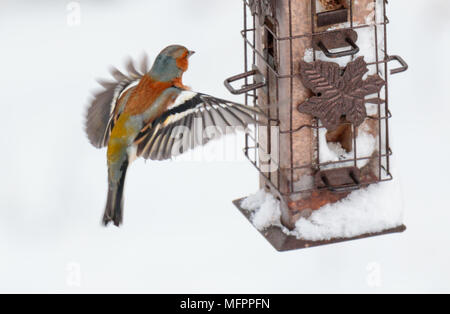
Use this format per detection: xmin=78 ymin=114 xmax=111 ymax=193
xmin=225 ymin=0 xmax=408 ymax=251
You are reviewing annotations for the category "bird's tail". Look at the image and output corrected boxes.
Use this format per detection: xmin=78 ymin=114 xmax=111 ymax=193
xmin=103 ymin=159 xmax=129 ymax=227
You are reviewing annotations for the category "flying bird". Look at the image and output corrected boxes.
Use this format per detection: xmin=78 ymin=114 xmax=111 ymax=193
xmin=85 ymin=45 xmax=261 ymax=227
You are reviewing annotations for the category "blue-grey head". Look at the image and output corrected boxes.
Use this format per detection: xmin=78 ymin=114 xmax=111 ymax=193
xmin=149 ymin=45 xmax=195 ymax=82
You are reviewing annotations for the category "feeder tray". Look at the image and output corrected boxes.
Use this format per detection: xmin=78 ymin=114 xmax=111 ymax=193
xmin=233 ymin=198 xmax=406 ymax=252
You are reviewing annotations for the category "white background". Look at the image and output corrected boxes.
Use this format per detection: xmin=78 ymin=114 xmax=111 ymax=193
xmin=0 ymin=0 xmax=449 ymax=293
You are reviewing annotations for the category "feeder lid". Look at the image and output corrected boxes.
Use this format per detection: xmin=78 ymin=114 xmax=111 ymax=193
xmin=248 ymin=0 xmax=276 ymax=21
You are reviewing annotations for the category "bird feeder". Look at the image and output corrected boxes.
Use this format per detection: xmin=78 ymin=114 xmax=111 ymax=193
xmin=225 ymin=0 xmax=408 ymax=251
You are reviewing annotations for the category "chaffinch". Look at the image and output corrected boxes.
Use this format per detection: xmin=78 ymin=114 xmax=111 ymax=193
xmin=86 ymin=45 xmax=260 ymax=226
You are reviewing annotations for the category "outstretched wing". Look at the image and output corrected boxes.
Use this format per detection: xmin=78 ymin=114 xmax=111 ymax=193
xmin=85 ymin=55 xmax=150 ymax=148
xmin=135 ymin=90 xmax=263 ymax=161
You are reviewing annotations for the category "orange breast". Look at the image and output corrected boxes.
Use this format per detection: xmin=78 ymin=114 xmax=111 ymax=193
xmin=176 ymin=50 xmax=189 ymax=72
xmin=124 ymin=75 xmax=172 ymax=116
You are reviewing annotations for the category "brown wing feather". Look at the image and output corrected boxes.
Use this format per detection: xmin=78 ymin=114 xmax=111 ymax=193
xmin=85 ymin=54 xmax=150 ymax=148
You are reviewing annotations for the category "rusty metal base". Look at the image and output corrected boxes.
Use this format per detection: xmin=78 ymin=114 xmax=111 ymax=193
xmin=233 ymin=198 xmax=406 ymax=252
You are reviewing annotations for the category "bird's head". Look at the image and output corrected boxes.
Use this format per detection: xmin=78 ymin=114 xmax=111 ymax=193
xmin=149 ymin=45 xmax=195 ymax=82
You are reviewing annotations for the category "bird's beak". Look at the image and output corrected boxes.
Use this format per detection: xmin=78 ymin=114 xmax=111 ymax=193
xmin=188 ymin=50 xmax=196 ymax=58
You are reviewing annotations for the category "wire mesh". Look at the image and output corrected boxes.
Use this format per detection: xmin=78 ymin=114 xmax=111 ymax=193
xmin=240 ymin=0 xmax=394 ymax=199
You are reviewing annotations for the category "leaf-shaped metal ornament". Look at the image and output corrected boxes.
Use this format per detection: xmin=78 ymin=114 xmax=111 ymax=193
xmin=297 ymin=57 xmax=385 ymax=131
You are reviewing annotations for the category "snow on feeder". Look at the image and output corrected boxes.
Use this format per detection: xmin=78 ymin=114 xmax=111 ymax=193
xmin=225 ymin=0 xmax=408 ymax=251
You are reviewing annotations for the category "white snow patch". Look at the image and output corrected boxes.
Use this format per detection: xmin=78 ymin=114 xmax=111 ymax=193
xmin=366 ymin=103 xmax=378 ymax=116
xmin=240 ymin=180 xmax=404 ymax=241
xmin=318 ymin=124 xmax=376 ymax=168
xmin=240 ymin=189 xmax=267 ymax=212
xmin=240 ymin=190 xmax=281 ymax=231
xmin=294 ymin=181 xmax=404 ymax=241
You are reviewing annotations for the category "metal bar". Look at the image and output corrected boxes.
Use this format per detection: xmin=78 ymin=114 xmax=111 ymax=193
xmin=374 ymin=0 xmax=383 ymax=181
xmin=244 ymin=148 xmax=393 ymax=196
xmin=388 ymin=55 xmax=409 ymax=74
xmin=246 ymin=145 xmax=393 ymax=172
xmin=224 ymin=70 xmax=266 ymax=95
xmin=240 ymin=29 xmax=397 ymax=78
xmin=252 ymin=5 xmax=257 ymax=166
xmin=246 ymin=9 xmax=389 ymax=42
xmin=289 ymin=0 xmax=294 ymax=194
xmin=243 ymin=0 xmax=249 ymax=160
xmin=317 ymin=37 xmax=360 ymax=58
xmin=383 ymin=0 xmax=391 ymax=179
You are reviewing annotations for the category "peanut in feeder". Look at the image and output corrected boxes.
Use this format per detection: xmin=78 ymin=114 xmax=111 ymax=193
xmin=318 ymin=0 xmax=345 ymax=11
